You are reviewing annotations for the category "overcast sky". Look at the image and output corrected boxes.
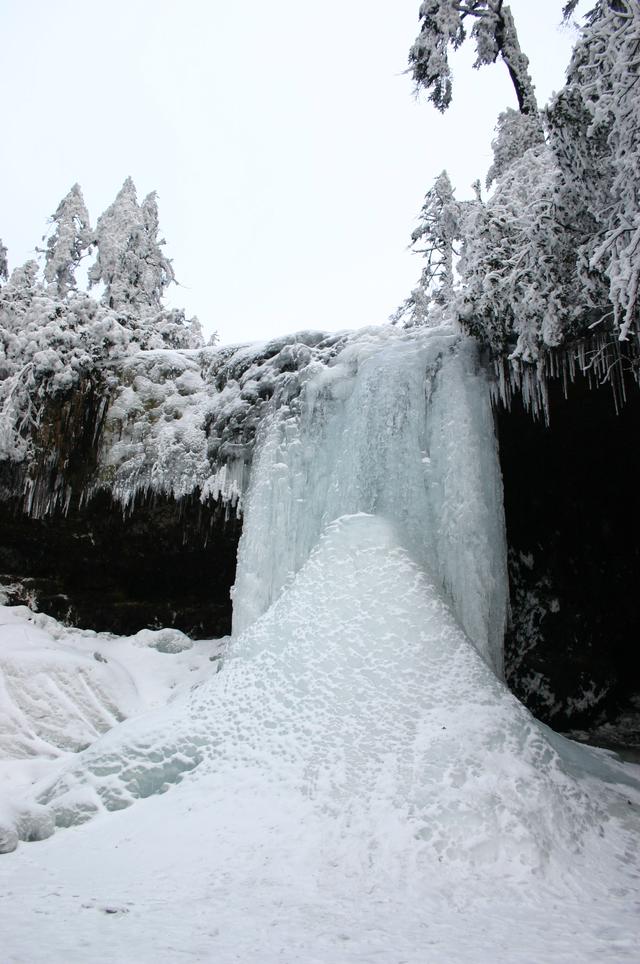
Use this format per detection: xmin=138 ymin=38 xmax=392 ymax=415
xmin=1 ymin=1 xmax=585 ymax=345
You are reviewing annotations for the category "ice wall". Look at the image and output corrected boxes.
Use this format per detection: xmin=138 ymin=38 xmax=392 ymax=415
xmin=233 ymin=326 xmax=508 ymax=675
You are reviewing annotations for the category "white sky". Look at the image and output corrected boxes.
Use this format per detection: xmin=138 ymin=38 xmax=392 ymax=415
xmin=1 ymin=0 xmax=585 ymax=345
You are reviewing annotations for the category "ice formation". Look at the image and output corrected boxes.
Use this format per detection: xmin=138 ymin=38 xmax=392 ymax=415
xmin=233 ymin=325 xmax=507 ymax=674
xmin=1 ymin=325 xmax=639 ymax=960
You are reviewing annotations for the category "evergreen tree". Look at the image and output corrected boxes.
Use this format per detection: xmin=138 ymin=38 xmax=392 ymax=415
xmin=89 ymin=177 xmax=140 ymax=310
xmin=393 ymin=171 xmax=459 ymax=325
xmin=43 ymin=184 xmax=93 ymax=297
xmin=411 ymin=170 xmax=458 ymax=298
xmin=409 ymin=1 xmax=539 ymax=117
xmin=400 ymin=0 xmax=640 ymax=373
xmin=133 ymin=191 xmax=176 ymax=309
xmin=89 ymin=178 xmax=175 ymax=316
xmin=1 ymin=260 xmax=41 ymax=319
xmin=485 ymin=108 xmax=545 ymax=188
xmin=0 ymin=239 xmax=7 ymax=284
xmin=456 ymin=141 xmax=579 ymax=360
xmin=548 ymin=0 xmax=640 ymax=346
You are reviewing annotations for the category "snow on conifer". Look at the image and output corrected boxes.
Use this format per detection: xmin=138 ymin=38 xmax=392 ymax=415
xmin=392 ymin=170 xmax=459 ymax=325
xmin=0 ymin=180 xmax=205 ymax=467
xmin=0 ymin=239 xmax=7 ymax=284
xmin=90 ymin=181 xmax=175 ymax=315
xmin=553 ymin=0 xmax=640 ymax=346
xmin=400 ymin=0 xmax=640 ymax=394
xmin=409 ymin=1 xmax=539 ymax=117
xmin=43 ymin=184 xmax=93 ymax=297
xmin=89 ymin=176 xmax=144 ymax=311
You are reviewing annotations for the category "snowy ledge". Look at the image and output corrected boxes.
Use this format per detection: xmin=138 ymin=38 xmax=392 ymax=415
xmin=0 ymin=328 xmax=354 ymax=519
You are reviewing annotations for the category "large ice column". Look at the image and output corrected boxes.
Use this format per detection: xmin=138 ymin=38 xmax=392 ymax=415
xmin=232 ymin=326 xmax=508 ymax=675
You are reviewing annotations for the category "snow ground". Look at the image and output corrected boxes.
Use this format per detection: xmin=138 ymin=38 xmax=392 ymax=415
xmin=1 ymin=516 xmax=639 ymax=964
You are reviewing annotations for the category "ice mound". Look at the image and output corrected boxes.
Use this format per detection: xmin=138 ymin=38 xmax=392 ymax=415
xmin=30 ymin=514 xmax=639 ymax=877
xmin=132 ymin=627 xmax=193 ymax=654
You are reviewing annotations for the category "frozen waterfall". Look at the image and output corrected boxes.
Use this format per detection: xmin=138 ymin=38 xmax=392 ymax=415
xmin=2 ymin=325 xmax=640 ymax=961
xmin=233 ymin=326 xmax=508 ymax=675
xmin=2 ymin=325 xmax=639 ymax=934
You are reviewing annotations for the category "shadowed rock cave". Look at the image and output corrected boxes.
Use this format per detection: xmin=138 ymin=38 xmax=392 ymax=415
xmin=498 ymin=371 xmax=640 ymax=738
xmin=0 ymin=491 xmax=242 ymax=639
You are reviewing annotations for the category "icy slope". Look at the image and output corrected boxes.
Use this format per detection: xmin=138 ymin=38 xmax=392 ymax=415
xmin=0 ymin=514 xmax=639 ymax=962
xmin=0 ymin=606 xmax=223 ymax=851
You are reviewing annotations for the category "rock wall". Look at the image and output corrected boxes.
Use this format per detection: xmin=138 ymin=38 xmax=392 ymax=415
xmin=498 ymin=373 xmax=640 ymax=730
xmin=0 ymin=490 xmax=241 ymax=638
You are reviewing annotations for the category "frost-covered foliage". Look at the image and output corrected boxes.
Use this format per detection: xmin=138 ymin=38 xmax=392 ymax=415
xmin=409 ymin=1 xmax=539 ymax=115
xmin=458 ymin=143 xmax=584 ymax=360
xmin=0 ymin=264 xmax=128 ymax=462
xmin=42 ymin=183 xmax=93 ymax=297
xmin=87 ymin=179 xmax=199 ymax=349
xmin=0 ymin=239 xmax=8 ymax=284
xmin=392 ymin=171 xmax=458 ymax=325
xmin=0 ymin=181 xmax=205 ymax=469
xmin=549 ymin=0 xmax=640 ymax=346
xmin=401 ymin=1 xmax=640 ymax=393
xmin=90 ymin=180 xmax=175 ymax=315
xmin=485 ymin=108 xmax=545 ymax=188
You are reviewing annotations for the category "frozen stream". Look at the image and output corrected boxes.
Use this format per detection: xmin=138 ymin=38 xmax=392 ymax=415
xmin=0 ymin=326 xmax=639 ymax=962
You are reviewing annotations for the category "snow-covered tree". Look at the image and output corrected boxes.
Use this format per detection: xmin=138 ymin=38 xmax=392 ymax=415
xmin=0 ymin=260 xmax=41 ymax=320
xmin=409 ymin=1 xmax=539 ymax=116
xmin=43 ymin=184 xmax=93 ymax=297
xmin=131 ymin=191 xmax=176 ymax=309
xmin=412 ymin=170 xmax=458 ymax=297
xmin=457 ymin=142 xmax=583 ymax=360
xmin=548 ymin=0 xmax=640 ymax=346
xmin=485 ymin=108 xmax=545 ymax=188
xmin=89 ymin=177 xmax=142 ymax=311
xmin=0 ymin=239 xmax=8 ymax=284
xmin=0 ymin=184 xmax=211 ymax=467
xmin=398 ymin=0 xmax=640 ymax=384
xmin=393 ymin=170 xmax=459 ymax=325
xmin=89 ymin=178 xmax=177 ymax=321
